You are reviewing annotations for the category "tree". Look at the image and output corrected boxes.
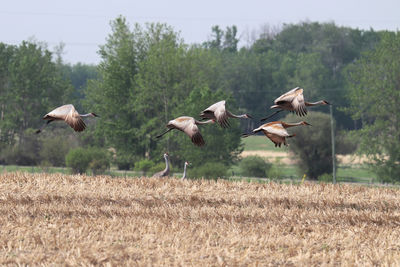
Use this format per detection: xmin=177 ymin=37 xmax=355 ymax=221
xmin=345 ymin=32 xmax=400 ymax=183
xmin=85 ymin=16 xmax=143 ymax=159
xmin=284 ymin=112 xmax=335 ymax=180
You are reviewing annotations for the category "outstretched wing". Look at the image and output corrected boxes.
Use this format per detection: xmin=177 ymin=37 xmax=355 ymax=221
xmin=213 ymin=102 xmax=230 ymax=128
xmin=184 ymin=123 xmax=205 ymax=146
xmin=291 ymin=91 xmax=307 ymax=116
xmin=64 ymin=105 xmax=86 ymax=132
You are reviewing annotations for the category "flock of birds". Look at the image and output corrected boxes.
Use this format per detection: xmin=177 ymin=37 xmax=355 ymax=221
xmin=36 ymin=87 xmax=330 ymax=178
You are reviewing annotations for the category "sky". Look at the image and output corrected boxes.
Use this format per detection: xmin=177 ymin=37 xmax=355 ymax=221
xmin=1 ymin=0 xmax=399 ymax=65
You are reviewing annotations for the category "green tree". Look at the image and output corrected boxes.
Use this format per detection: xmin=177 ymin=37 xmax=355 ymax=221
xmin=284 ymin=112 xmax=335 ymax=180
xmin=345 ymin=32 xmax=400 ymax=182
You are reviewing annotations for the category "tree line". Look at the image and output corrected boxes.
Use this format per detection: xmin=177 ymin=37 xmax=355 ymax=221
xmin=0 ymin=16 xmax=398 ymax=181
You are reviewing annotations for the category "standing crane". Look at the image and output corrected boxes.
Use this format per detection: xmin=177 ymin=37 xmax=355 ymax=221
xmin=260 ymin=87 xmax=330 ymax=121
xmin=36 ymin=104 xmax=98 ymax=133
xmin=156 ymin=116 xmax=214 ymax=146
xmin=181 ymin=161 xmax=190 ymax=180
xmin=242 ymin=121 xmax=311 ymax=147
xmin=200 ymin=100 xmax=252 ymax=128
xmin=152 ymin=153 xmax=170 ymax=178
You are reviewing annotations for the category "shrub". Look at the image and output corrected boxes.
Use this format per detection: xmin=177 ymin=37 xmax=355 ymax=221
xmin=239 ymin=156 xmax=271 ymax=178
xmin=189 ymin=162 xmax=227 ymax=179
xmin=66 ymin=148 xmax=92 ymax=174
xmin=1 ymin=129 xmax=41 ymax=166
xmin=88 ymin=148 xmax=110 ymax=175
xmin=134 ymin=159 xmax=155 ymax=176
xmin=284 ymin=112 xmax=335 ymax=180
xmin=336 ymin=131 xmax=358 ymax=155
xmin=39 ymin=135 xmax=72 ymax=167
xmin=114 ymin=153 xmax=133 ymax=170
xmin=66 ymin=147 xmax=110 ymax=174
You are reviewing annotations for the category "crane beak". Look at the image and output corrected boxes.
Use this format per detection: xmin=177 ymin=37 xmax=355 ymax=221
xmin=91 ymin=113 xmax=99 ymax=117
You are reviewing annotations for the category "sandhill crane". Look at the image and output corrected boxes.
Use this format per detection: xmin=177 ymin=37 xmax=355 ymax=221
xmin=152 ymin=153 xmax=170 ymax=178
xmin=260 ymin=87 xmax=330 ymax=121
xmin=181 ymin=161 xmax=190 ymax=180
xmin=36 ymin=104 xmax=98 ymax=133
xmin=156 ymin=116 xmax=214 ymax=146
xmin=242 ymin=121 xmax=311 ymax=147
xmin=200 ymin=100 xmax=252 ymax=128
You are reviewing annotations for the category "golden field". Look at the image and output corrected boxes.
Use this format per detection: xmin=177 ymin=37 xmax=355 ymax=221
xmin=1 ymin=172 xmax=400 ymax=265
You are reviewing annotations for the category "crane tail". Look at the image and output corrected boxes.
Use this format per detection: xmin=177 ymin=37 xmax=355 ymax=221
xmin=260 ymin=110 xmax=283 ymax=122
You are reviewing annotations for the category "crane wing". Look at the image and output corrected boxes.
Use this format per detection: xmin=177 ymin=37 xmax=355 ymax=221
xmin=291 ymin=92 xmax=307 ymax=116
xmin=214 ymin=103 xmax=230 ymax=128
xmin=263 ymin=123 xmax=290 ymax=137
xmin=184 ymin=122 xmax=205 ymax=146
xmin=65 ymin=106 xmax=86 ymax=132
xmin=274 ymin=87 xmax=301 ymax=104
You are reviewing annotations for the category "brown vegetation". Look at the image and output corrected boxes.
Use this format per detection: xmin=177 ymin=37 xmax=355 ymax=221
xmin=1 ymin=172 xmax=400 ymax=265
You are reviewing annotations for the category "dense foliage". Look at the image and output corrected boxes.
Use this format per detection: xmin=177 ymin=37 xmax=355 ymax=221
xmin=345 ymin=32 xmax=400 ymax=183
xmin=284 ymin=112 xmax=335 ymax=180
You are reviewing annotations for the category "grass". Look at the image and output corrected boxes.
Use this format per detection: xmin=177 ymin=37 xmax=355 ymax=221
xmin=1 ymin=172 xmax=400 ymax=265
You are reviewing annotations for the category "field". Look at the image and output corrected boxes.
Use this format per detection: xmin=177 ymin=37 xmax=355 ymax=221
xmin=1 ymin=172 xmax=400 ymax=265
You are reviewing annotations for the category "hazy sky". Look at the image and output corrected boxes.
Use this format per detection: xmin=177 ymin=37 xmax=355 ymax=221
xmin=1 ymin=0 xmax=399 ymax=64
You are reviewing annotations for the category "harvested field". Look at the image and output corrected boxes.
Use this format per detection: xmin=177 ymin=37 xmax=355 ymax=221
xmin=1 ymin=172 xmax=400 ymax=265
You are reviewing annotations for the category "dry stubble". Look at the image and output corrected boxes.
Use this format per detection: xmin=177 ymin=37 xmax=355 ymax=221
xmin=1 ymin=172 xmax=400 ymax=265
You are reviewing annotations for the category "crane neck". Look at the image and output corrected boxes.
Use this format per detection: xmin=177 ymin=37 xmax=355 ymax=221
xmin=164 ymin=155 xmax=170 ymax=172
xmin=305 ymin=100 xmax=326 ymax=106
xmin=195 ymin=119 xmax=214 ymax=125
xmin=182 ymin=164 xmax=187 ymax=180
xmin=281 ymin=121 xmax=303 ymax=128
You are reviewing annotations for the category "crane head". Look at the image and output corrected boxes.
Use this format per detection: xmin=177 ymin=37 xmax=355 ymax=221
xmin=90 ymin=113 xmax=99 ymax=117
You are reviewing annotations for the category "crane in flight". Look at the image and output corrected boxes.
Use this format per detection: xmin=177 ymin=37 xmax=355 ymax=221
xmin=260 ymin=87 xmax=330 ymax=121
xmin=156 ymin=116 xmax=214 ymax=146
xmin=200 ymin=100 xmax=252 ymax=128
xmin=36 ymin=104 xmax=98 ymax=133
xmin=242 ymin=121 xmax=311 ymax=147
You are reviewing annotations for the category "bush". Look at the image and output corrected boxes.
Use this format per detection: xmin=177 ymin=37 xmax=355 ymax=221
xmin=336 ymin=131 xmax=358 ymax=155
xmin=189 ymin=162 xmax=227 ymax=179
xmin=66 ymin=148 xmax=92 ymax=174
xmin=114 ymin=153 xmax=133 ymax=170
xmin=284 ymin=112 xmax=335 ymax=180
xmin=39 ymin=135 xmax=72 ymax=167
xmin=88 ymin=148 xmax=110 ymax=175
xmin=1 ymin=129 xmax=41 ymax=166
xmin=239 ymin=156 xmax=271 ymax=178
xmin=66 ymin=147 xmax=110 ymax=174
xmin=134 ymin=159 xmax=155 ymax=176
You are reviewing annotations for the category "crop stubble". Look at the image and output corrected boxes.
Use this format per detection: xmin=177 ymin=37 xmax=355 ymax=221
xmin=1 ymin=172 xmax=400 ymax=265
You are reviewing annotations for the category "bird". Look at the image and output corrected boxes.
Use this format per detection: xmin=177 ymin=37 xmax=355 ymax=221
xmin=200 ymin=100 xmax=252 ymax=128
xmin=260 ymin=87 xmax=330 ymax=121
xmin=36 ymin=104 xmax=98 ymax=133
xmin=242 ymin=121 xmax=311 ymax=147
xmin=152 ymin=153 xmax=170 ymax=178
xmin=156 ymin=116 xmax=214 ymax=146
xmin=181 ymin=161 xmax=190 ymax=180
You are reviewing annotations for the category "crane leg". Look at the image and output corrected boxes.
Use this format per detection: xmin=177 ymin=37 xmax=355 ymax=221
xmin=260 ymin=110 xmax=283 ymax=122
